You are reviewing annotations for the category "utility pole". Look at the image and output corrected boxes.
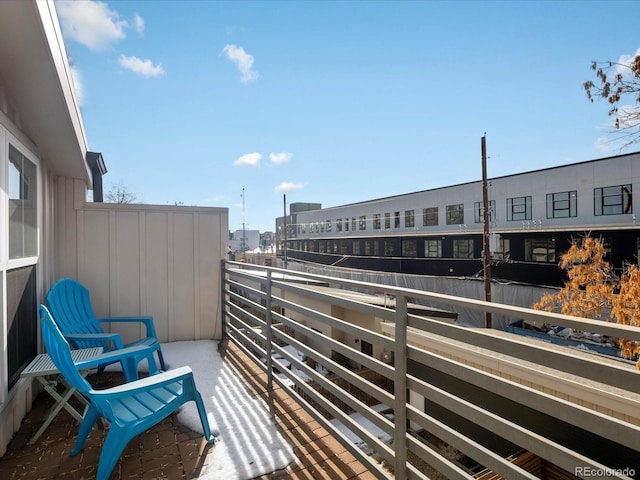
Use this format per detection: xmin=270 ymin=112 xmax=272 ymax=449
xmin=241 ymin=187 xmax=247 ymax=259
xmin=283 ymin=194 xmax=288 ymax=269
xmin=481 ymin=134 xmax=492 ymax=328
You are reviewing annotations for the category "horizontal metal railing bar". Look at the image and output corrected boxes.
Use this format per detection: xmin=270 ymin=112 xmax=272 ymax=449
xmin=265 ymin=361 xmax=392 ymax=480
xmin=404 ymin=433 xmax=475 ymax=480
xmin=270 ymin=278 xmax=397 ymax=322
xmin=227 ymin=261 xmax=640 ymax=341
xmin=225 ymin=277 xmax=268 ymax=304
xmin=226 ymin=289 xmax=266 ymax=317
xmin=405 ymin=313 xmax=640 ymax=395
xmin=271 ymin=295 xmax=396 ymax=357
xmin=225 ymin=309 xmax=267 ymax=348
xmin=267 ymin=321 xmax=396 ymax=413
xmin=270 ymin=308 xmax=397 ymax=381
xmin=406 ymin=374 xmax=635 ymax=477
xmin=226 ymin=297 xmax=265 ymax=323
xmin=271 ymin=351 xmax=397 ymax=467
xmin=226 ymin=303 xmax=267 ymax=340
xmin=269 ymin=340 xmax=396 ymax=440
xmin=407 ymin=343 xmax=640 ymax=451
xmin=226 ymin=317 xmax=268 ymax=358
xmin=406 ymin=405 xmax=539 ymax=480
xmin=227 ymin=329 xmax=268 ymax=376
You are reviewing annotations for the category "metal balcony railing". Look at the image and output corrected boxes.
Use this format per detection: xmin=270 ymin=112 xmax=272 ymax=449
xmin=221 ymin=260 xmax=640 ymax=480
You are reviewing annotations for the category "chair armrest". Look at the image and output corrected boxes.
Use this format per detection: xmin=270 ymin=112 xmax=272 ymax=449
xmin=95 ymin=366 xmax=194 ymax=397
xmin=97 ymin=316 xmax=158 ymax=338
xmin=73 ymin=345 xmax=153 ymax=371
xmin=65 ymin=332 xmax=124 ymax=349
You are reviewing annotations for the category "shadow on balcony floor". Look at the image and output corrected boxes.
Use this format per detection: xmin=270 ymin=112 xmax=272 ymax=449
xmin=0 ymin=342 xmax=379 ymax=480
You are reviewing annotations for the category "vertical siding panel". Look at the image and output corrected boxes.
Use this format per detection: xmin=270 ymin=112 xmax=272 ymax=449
xmin=139 ymin=210 xmax=146 ymax=341
xmin=167 ymin=212 xmax=175 ymax=341
xmin=193 ymin=213 xmax=200 ymax=339
xmin=144 ymin=212 xmax=169 ymax=342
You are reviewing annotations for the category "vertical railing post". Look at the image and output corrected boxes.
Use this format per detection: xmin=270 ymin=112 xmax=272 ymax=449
xmin=265 ymin=269 xmax=274 ymax=391
xmin=394 ymin=293 xmax=408 ymax=478
xmin=220 ymin=259 xmax=227 ymax=343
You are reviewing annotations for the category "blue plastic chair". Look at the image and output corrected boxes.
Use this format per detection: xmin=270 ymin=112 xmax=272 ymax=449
xmin=46 ymin=278 xmax=166 ymax=380
xmin=39 ymin=305 xmax=215 ymax=480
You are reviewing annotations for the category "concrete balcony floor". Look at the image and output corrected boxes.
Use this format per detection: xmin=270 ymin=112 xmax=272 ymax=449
xmin=0 ymin=342 xmax=378 ymax=480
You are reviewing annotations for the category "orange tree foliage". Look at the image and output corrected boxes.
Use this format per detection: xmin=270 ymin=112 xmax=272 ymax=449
xmin=534 ymin=237 xmax=640 ymax=368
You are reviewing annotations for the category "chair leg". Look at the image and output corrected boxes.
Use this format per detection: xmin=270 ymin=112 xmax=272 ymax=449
xmin=96 ymin=426 xmax=129 ymax=480
xmin=156 ymin=348 xmax=167 ymax=371
xmin=193 ymin=390 xmax=215 ymax=443
xmin=145 ymin=351 xmax=159 ymax=375
xmin=72 ymin=404 xmax=100 ymax=456
xmin=122 ymin=357 xmax=140 ymax=382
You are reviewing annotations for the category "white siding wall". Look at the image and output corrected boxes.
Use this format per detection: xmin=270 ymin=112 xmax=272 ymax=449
xmin=54 ymin=179 xmax=228 ymax=343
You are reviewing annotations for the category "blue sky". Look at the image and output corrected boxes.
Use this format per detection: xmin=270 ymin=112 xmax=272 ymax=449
xmin=55 ymin=0 xmax=640 ymax=234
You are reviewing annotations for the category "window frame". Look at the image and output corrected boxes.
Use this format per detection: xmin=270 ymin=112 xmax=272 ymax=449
xmin=594 ymin=185 xmax=632 ymax=216
xmin=506 ymin=196 xmax=532 ymax=221
xmin=446 ymin=204 xmax=464 ymax=225
xmin=546 ymin=191 xmax=577 ymax=219
xmin=423 ymin=207 xmax=438 ymax=227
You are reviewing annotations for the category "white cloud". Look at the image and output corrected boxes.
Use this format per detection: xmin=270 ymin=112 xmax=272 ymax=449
xmin=269 ymin=152 xmax=293 ymax=165
xmin=221 ymin=44 xmax=259 ymax=84
xmin=233 ymin=152 xmax=263 ymax=167
xmin=615 ymin=48 xmax=640 ymax=79
xmin=275 ymin=182 xmax=304 ymax=193
xmin=68 ymin=59 xmax=84 ymax=106
xmin=118 ymin=55 xmax=165 ymax=78
xmin=56 ymin=0 xmax=127 ymax=51
xmin=134 ymin=14 xmax=145 ymax=35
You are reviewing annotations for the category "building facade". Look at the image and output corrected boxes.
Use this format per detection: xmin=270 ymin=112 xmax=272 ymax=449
xmin=280 ymin=152 xmax=640 ymax=287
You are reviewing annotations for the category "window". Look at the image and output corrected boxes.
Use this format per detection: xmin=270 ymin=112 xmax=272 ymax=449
xmin=359 ymin=215 xmax=366 ymax=230
xmin=384 ymin=240 xmax=395 ymax=256
xmin=474 ymin=200 xmax=495 ymax=223
xmin=351 ymin=217 xmax=356 ymax=231
xmin=507 ymin=196 xmax=532 ymax=221
xmin=353 ymin=241 xmax=360 ymax=255
xmin=394 ymin=211 xmax=400 ymax=228
xmin=453 ymin=239 xmax=474 ymax=258
xmin=344 ymin=218 xmax=349 ymax=231
xmin=525 ymin=238 xmax=556 ymax=262
xmin=446 ymin=204 xmax=464 ymax=225
xmin=326 ymin=220 xmax=332 ymax=232
xmin=340 ymin=241 xmax=348 ymax=254
xmin=9 ymin=144 xmax=38 ymax=259
xmin=595 ymin=185 xmax=632 ymax=216
xmin=373 ymin=241 xmax=380 ymax=256
xmin=319 ymin=241 xmax=325 ymax=253
xmin=547 ymin=191 xmax=577 ymax=218
xmin=423 ymin=207 xmax=438 ymax=226
xmin=336 ymin=218 xmax=342 ymax=232
xmin=373 ymin=213 xmax=381 ymax=230
xmin=384 ymin=213 xmax=391 ymax=229
xmin=402 ymin=239 xmax=417 ymax=257
xmin=491 ymin=236 xmax=511 ymax=260
xmin=424 ymin=239 xmax=442 ymax=257
xmin=405 ymin=210 xmax=415 ymax=228
xmin=364 ymin=241 xmax=371 ymax=255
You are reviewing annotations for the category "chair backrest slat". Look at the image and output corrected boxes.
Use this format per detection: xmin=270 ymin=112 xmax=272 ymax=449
xmin=38 ymin=305 xmax=92 ymax=395
xmin=47 ymin=278 xmax=103 ymax=339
